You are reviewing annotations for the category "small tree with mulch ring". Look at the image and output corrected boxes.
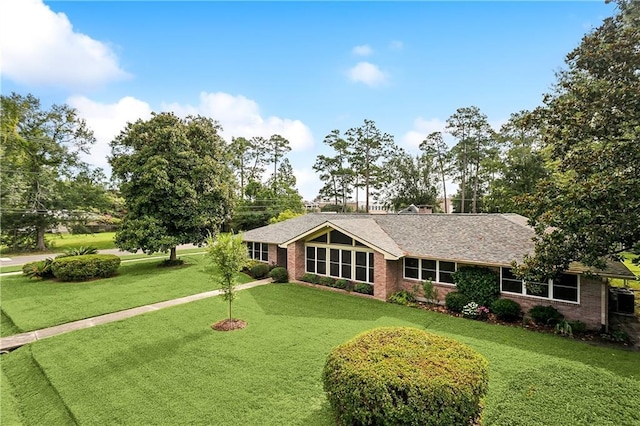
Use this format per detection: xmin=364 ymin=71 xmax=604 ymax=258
xmin=207 ymin=232 xmax=249 ymax=331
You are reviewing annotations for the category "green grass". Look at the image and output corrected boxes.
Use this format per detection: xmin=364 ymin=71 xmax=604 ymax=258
xmin=0 ymin=232 xmax=117 ymax=255
xmin=2 ymin=284 xmax=639 ymax=425
xmin=0 ymin=254 xmax=251 ymax=336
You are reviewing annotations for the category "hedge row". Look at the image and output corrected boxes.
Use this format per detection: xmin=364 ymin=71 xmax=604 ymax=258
xmin=51 ymin=254 xmax=121 ymax=281
xmin=299 ymin=273 xmax=373 ymax=295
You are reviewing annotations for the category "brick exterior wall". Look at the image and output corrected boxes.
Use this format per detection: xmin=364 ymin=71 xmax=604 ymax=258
xmin=268 ymin=244 xmax=278 ymax=267
xmin=373 ymin=255 xmax=401 ymax=301
xmin=286 ymin=241 xmax=306 ymax=281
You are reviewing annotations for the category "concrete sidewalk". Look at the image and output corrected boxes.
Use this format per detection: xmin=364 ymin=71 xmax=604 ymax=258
xmin=0 ymin=279 xmax=271 ymax=352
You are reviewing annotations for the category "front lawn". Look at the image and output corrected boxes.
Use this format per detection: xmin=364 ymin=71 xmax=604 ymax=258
xmin=1 ymin=232 xmax=117 ymax=255
xmin=0 ymin=254 xmax=251 ymax=336
xmin=2 ymin=284 xmax=639 ymax=425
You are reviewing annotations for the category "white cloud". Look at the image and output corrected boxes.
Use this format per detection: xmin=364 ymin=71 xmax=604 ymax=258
xmin=352 ymin=44 xmax=373 ymax=56
xmin=292 ymin=167 xmax=321 ymax=201
xmin=162 ymin=92 xmax=314 ymax=151
xmin=389 ymin=40 xmax=404 ymax=50
xmin=68 ymin=96 xmax=153 ymax=172
xmin=401 ymin=117 xmax=449 ymax=149
xmin=0 ymin=0 xmax=129 ymax=89
xmin=348 ymin=62 xmax=388 ymax=87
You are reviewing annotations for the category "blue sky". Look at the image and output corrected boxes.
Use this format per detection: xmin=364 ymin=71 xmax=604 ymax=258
xmin=1 ymin=0 xmax=615 ymax=200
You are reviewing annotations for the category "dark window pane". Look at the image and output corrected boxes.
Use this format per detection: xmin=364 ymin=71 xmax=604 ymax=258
xmin=341 ymin=264 xmax=352 ymax=279
xmin=355 ymin=251 xmax=367 ymax=266
xmin=354 ymin=240 xmax=367 ymax=247
xmin=330 ymin=263 xmax=339 ymax=277
xmin=342 ymin=250 xmax=352 ymax=265
xmin=502 ymin=280 xmax=522 ymax=294
xmin=502 ymin=268 xmax=518 ymax=280
xmin=311 ymin=233 xmax=328 ymax=243
xmin=356 ymin=267 xmax=366 ymax=281
xmin=405 ymin=258 xmax=419 ymax=268
xmin=554 ymin=286 xmax=578 ymax=302
xmin=422 ymin=259 xmax=436 ymax=270
xmin=306 ymin=260 xmax=315 ymax=273
xmin=440 ymin=261 xmax=456 ymax=272
xmin=330 ymin=230 xmax=353 ymax=245
xmin=317 ymin=248 xmax=326 ymax=261
xmin=317 ymin=261 xmax=326 ymax=275
xmin=369 ymin=267 xmax=374 ymax=283
xmin=369 ymin=253 xmax=374 ymax=265
xmin=261 ymin=251 xmax=268 ymax=261
xmin=405 ymin=267 xmax=419 ymax=279
xmin=423 ymin=270 xmax=437 ymax=282
xmin=306 ymin=246 xmax=315 ymax=260
xmin=330 ymin=249 xmax=340 ymax=262
xmin=526 ymin=282 xmax=549 ymax=298
xmin=556 ymin=274 xmax=578 ymax=288
xmin=440 ymin=271 xmax=455 ymax=284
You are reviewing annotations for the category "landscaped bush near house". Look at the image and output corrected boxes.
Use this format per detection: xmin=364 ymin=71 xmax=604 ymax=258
xmin=51 ymin=254 xmax=121 ymax=282
xmin=452 ymin=266 xmax=500 ymax=307
xmin=529 ymin=305 xmax=564 ymax=325
xmin=319 ymin=276 xmax=335 ymax=287
xmin=334 ymin=279 xmax=349 ymax=290
xmin=249 ymin=263 xmax=270 ymax=279
xmin=22 ymin=258 xmax=55 ymax=280
xmin=490 ymin=298 xmax=522 ymax=322
xmin=322 ymin=327 xmax=488 ymax=426
xmin=353 ymin=282 xmax=374 ymax=295
xmin=462 ymin=302 xmax=489 ymax=320
xmin=268 ymin=267 xmax=289 ymax=283
xmin=387 ymin=290 xmax=416 ymax=305
xmin=300 ymin=273 xmax=319 ymax=284
xmin=568 ymin=320 xmax=587 ymax=334
xmin=422 ymin=280 xmax=439 ymax=303
xmin=445 ymin=291 xmax=470 ymax=313
xmin=56 ymin=246 xmax=98 ymax=258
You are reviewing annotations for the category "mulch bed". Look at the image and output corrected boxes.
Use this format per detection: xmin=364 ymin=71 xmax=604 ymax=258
xmin=211 ymin=318 xmax=247 ymax=331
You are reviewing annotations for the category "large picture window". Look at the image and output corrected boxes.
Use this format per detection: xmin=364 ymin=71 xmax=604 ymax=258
xmin=404 ymin=257 xmax=456 ymax=284
xmin=306 ymin=244 xmax=373 ymax=283
xmin=247 ymin=242 xmax=268 ymax=262
xmin=500 ymin=268 xmax=579 ymax=303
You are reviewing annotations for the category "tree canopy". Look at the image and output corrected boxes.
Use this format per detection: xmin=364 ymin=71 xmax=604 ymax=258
xmin=110 ymin=112 xmax=235 ymax=260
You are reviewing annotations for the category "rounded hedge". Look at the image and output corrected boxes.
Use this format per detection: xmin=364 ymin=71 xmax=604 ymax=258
xmin=322 ymin=327 xmax=489 ymax=426
xmin=51 ymin=254 xmax=121 ymax=282
xmin=268 ymin=267 xmax=289 ymax=283
xmin=249 ymin=263 xmax=270 ymax=279
xmin=490 ymin=298 xmax=522 ymax=322
xmin=452 ymin=266 xmax=500 ymax=307
xmin=445 ymin=291 xmax=470 ymax=313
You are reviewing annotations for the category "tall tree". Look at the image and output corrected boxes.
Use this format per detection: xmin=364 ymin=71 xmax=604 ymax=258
xmin=345 ymin=119 xmax=395 ymax=212
xmin=516 ymin=0 xmax=640 ymax=278
xmin=265 ymin=134 xmax=291 ymax=189
xmin=0 ymin=93 xmax=108 ymax=251
xmin=229 ymin=136 xmax=268 ymax=200
xmin=110 ymin=112 xmax=235 ymax=261
xmin=420 ymin=132 xmax=450 ymax=213
xmin=446 ymin=106 xmax=493 ymax=213
xmin=313 ymin=129 xmax=354 ymax=210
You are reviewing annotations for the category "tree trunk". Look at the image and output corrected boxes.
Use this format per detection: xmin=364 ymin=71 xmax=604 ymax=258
xmin=170 ymin=247 xmax=177 ymax=261
xmin=36 ymin=224 xmax=47 ymax=251
xmin=441 ymin=168 xmax=448 ymax=214
xmin=228 ymin=298 xmax=232 ymax=321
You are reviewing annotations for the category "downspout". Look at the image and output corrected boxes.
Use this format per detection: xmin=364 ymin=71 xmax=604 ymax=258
xmin=601 ymin=280 xmax=608 ymax=333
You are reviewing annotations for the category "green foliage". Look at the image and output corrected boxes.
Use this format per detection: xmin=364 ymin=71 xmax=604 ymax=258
xmin=207 ymin=233 xmax=249 ymax=321
xmin=319 ymin=276 xmax=335 ymax=287
xmin=322 ymin=327 xmax=489 ymax=426
xmin=422 ymin=280 xmax=439 ymax=303
xmin=529 ymin=305 xmax=564 ymax=326
xmin=353 ymin=282 xmax=374 ymax=295
xmin=158 ymin=258 xmax=185 ymax=268
xmin=387 ymin=289 xmax=416 ymax=305
xmin=51 ymin=254 xmax=121 ymax=282
xmin=334 ymin=279 xmax=349 ymax=290
xmin=57 ymin=246 xmax=99 ymax=258
xmin=445 ymin=291 xmax=470 ymax=313
xmin=462 ymin=301 xmax=489 ymax=320
xmin=268 ymin=209 xmax=304 ymax=224
xmin=517 ymin=1 xmax=640 ymax=277
xmin=110 ymin=112 xmax=235 ymax=260
xmin=490 ymin=298 xmax=522 ymax=322
xmin=314 ymin=130 xmax=354 ymax=209
xmin=268 ymin=267 xmax=289 ymax=283
xmin=22 ymin=258 xmax=55 ymax=280
xmin=452 ymin=266 xmax=500 ymax=307
xmin=555 ymin=320 xmax=573 ymax=337
xmin=568 ymin=320 xmax=587 ymax=334
xmin=249 ymin=263 xmax=270 ymax=279
xmin=300 ymin=273 xmax=319 ymax=284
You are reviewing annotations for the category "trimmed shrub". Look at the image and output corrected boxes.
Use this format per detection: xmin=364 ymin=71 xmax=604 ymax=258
xmin=51 ymin=254 xmax=121 ymax=282
xmin=268 ymin=267 xmax=289 ymax=283
xmin=56 ymin=246 xmax=99 ymax=259
xmin=300 ymin=273 xmax=319 ymax=284
xmin=529 ymin=305 xmax=564 ymax=326
xmin=490 ymin=298 xmax=522 ymax=322
xmin=334 ymin=279 xmax=349 ymax=290
xmin=445 ymin=291 xmax=470 ymax=313
xmin=422 ymin=280 xmax=439 ymax=303
xmin=387 ymin=290 xmax=416 ymax=305
xmin=452 ymin=266 xmax=500 ymax=307
xmin=568 ymin=320 xmax=587 ymax=334
xmin=323 ymin=327 xmax=489 ymax=426
xmin=249 ymin=263 xmax=270 ymax=279
xmin=22 ymin=258 xmax=55 ymax=280
xmin=353 ymin=282 xmax=374 ymax=295
xmin=319 ymin=276 xmax=336 ymax=287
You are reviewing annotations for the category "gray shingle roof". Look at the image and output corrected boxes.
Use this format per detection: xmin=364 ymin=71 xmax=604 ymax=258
xmin=241 ymin=213 xmax=635 ymax=278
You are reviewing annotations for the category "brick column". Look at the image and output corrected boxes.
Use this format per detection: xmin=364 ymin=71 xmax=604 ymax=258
xmin=373 ymin=253 xmax=400 ymax=301
xmin=286 ymin=241 xmax=306 ymax=280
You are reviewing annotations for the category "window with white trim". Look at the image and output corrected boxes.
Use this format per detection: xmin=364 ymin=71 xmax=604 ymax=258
xmin=306 ymin=246 xmax=327 ymax=275
xmin=403 ymin=257 xmax=457 ymax=284
xmin=247 ymin=242 xmax=269 ymax=262
xmin=500 ymin=267 xmax=579 ymax=303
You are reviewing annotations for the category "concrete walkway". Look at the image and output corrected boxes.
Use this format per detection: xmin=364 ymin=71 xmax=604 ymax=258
xmin=0 ymin=278 xmax=272 ymax=352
